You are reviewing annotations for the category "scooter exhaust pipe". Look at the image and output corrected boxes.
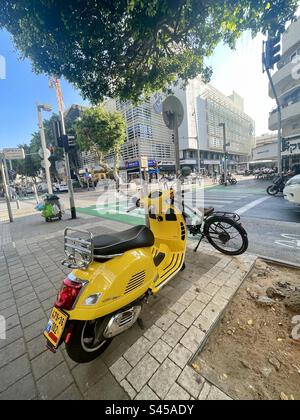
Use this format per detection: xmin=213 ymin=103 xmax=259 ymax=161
xmin=103 ymin=305 xmax=142 ymax=339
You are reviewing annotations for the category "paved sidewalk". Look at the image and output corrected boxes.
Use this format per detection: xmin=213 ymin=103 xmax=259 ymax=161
xmin=0 ymin=213 xmax=256 ymax=400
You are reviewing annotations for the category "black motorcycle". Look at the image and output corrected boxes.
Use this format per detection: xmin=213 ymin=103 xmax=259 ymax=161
xmin=266 ymin=175 xmax=286 ymax=196
xmin=219 ymin=174 xmax=237 ymax=186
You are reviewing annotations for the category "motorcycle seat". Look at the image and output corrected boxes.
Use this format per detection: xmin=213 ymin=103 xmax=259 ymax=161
xmin=93 ymin=225 xmax=155 ymax=258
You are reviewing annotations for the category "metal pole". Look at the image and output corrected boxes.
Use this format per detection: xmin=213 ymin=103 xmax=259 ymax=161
xmin=173 ymin=113 xmax=181 ymax=177
xmin=37 ymin=106 xmax=53 ymax=194
xmin=4 ymin=159 xmax=20 ymax=209
xmin=3 ymin=158 xmax=11 ymax=200
xmin=33 ymin=182 xmax=39 ymax=204
xmin=220 ymin=123 xmax=228 ymax=186
xmin=0 ymin=154 xmax=13 ymax=222
xmin=194 ymin=101 xmax=201 ymax=174
xmin=59 ymin=110 xmax=77 ymax=219
xmin=266 ymin=67 xmax=282 ymax=174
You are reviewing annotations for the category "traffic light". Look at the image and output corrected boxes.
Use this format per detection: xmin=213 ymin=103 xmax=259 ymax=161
xmin=52 ymin=119 xmax=76 ymax=152
xmin=52 ymin=120 xmax=63 ymax=148
xmin=264 ymin=35 xmax=281 ymax=70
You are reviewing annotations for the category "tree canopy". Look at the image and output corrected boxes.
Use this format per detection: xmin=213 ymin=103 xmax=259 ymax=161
xmin=0 ymin=1 xmax=297 ymax=103
xmin=75 ymin=106 xmax=126 ymax=176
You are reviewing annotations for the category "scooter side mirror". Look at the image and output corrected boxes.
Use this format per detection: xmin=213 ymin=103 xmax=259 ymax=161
xmin=132 ymin=197 xmax=141 ymax=207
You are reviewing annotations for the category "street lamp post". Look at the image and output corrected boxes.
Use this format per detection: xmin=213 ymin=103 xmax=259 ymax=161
xmin=0 ymin=153 xmax=13 ymax=222
xmin=219 ymin=123 xmax=230 ymax=186
xmin=49 ymin=77 xmax=76 ymax=219
xmin=37 ymin=104 xmax=53 ymax=194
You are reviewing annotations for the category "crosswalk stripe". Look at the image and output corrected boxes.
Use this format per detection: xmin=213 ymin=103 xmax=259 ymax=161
xmin=234 ymin=196 xmax=270 ymax=215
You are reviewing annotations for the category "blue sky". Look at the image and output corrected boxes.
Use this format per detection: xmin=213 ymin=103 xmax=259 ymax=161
xmin=0 ymin=24 xmax=289 ymax=149
xmin=0 ymin=30 xmax=88 ymax=149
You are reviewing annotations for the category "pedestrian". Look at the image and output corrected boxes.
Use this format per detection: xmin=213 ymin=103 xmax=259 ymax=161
xmin=213 ymin=170 xmax=218 ymax=184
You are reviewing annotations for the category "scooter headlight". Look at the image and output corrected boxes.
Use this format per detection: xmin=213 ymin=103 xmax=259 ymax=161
xmin=83 ymin=293 xmax=102 ymax=306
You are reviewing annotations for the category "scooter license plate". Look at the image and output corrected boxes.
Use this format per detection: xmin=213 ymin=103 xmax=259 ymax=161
xmin=44 ymin=307 xmax=68 ymax=349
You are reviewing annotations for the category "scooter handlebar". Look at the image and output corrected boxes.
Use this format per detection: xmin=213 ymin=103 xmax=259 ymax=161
xmin=126 ymin=205 xmax=137 ymax=213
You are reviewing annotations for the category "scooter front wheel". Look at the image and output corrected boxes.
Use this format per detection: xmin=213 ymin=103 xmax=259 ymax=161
xmin=66 ymin=319 xmax=112 ymax=363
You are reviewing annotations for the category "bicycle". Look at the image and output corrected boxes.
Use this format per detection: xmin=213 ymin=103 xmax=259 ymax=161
xmin=182 ymin=203 xmax=248 ymax=256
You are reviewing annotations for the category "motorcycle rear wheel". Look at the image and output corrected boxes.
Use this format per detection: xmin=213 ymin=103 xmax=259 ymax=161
xmin=267 ymin=185 xmax=279 ymax=196
xmin=66 ymin=319 xmax=112 ymax=363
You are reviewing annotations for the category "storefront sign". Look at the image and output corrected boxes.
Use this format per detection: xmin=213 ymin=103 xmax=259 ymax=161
xmin=282 ymin=139 xmax=300 ymax=155
xmin=126 ymin=159 xmax=157 ymax=170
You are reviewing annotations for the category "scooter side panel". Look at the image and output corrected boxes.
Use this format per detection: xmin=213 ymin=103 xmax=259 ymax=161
xmin=65 ymin=247 xmax=157 ymax=321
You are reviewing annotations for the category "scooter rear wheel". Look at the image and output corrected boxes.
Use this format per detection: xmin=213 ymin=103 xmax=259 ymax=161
xmin=66 ymin=319 xmax=112 ymax=363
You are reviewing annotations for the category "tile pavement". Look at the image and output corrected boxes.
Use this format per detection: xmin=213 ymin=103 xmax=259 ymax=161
xmin=109 ymin=243 xmax=256 ymax=400
xmin=0 ymin=215 xmax=256 ymax=400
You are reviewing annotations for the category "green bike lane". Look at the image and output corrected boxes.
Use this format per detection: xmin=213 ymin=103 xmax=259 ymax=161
xmin=76 ymin=179 xmax=267 ymax=226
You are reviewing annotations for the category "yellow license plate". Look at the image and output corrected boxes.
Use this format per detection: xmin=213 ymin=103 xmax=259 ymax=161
xmin=44 ymin=307 xmax=68 ymax=348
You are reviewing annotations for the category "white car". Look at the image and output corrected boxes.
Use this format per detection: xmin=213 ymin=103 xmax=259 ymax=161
xmin=53 ymin=183 xmax=68 ymax=193
xmin=284 ymin=175 xmax=300 ymax=205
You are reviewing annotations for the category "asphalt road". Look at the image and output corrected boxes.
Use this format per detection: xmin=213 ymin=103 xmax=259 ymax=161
xmin=73 ymin=178 xmax=300 ymax=265
xmin=200 ymin=179 xmax=300 ymax=265
xmin=1 ymin=178 xmax=299 ymax=265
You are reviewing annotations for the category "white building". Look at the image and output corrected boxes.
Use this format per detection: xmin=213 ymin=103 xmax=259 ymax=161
xmin=268 ymin=16 xmax=300 ymax=170
xmin=104 ymin=97 xmax=174 ymax=178
xmin=255 ymin=132 xmax=278 ymax=147
xmin=251 ymin=133 xmax=278 ymax=167
xmin=78 ymin=77 xmax=255 ymax=177
xmin=174 ymin=78 xmax=255 ymax=174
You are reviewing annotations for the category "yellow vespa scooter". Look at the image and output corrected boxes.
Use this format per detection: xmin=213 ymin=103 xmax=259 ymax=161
xmin=44 ymin=189 xmax=188 ymax=363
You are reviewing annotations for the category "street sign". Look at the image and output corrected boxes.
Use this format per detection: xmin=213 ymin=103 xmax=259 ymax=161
xmin=162 ymin=96 xmax=184 ymax=130
xmin=41 ymin=160 xmax=51 ymax=170
xmin=39 ymin=148 xmax=51 ymax=159
xmin=140 ymin=156 xmax=149 ymax=169
xmin=3 ymin=148 xmax=25 ymax=160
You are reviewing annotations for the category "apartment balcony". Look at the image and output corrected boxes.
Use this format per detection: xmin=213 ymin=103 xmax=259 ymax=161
xmin=269 ymin=101 xmax=300 ymax=131
xmin=269 ymin=60 xmax=300 ymax=99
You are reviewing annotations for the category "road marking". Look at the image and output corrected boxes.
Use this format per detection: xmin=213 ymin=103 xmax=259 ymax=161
xmin=185 ymin=199 xmax=232 ymax=204
xmin=234 ymin=196 xmax=270 ymax=215
xmin=275 ymin=234 xmax=300 ymax=249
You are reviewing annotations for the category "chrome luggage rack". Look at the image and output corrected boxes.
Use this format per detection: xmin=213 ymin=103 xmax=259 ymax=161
xmin=62 ymin=228 xmax=94 ymax=269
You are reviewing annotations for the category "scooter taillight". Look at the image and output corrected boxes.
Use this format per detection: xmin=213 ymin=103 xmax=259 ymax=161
xmin=55 ymin=278 xmax=84 ymax=311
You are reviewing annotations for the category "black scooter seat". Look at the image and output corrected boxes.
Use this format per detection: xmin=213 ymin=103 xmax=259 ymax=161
xmin=93 ymin=225 xmax=155 ymax=258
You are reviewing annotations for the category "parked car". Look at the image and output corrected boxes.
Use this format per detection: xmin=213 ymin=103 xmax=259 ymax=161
xmin=37 ymin=183 xmax=48 ymax=193
xmin=24 ymin=186 xmax=34 ymax=195
xmin=53 ymin=182 xmax=68 ymax=192
xmin=283 ymin=175 xmax=300 ymax=205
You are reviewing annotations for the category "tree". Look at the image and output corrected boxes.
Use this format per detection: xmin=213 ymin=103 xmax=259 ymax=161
xmin=12 ymin=144 xmax=40 ymax=184
xmin=0 ymin=1 xmax=297 ymax=103
xmin=12 ymin=115 xmax=65 ymax=184
xmin=75 ymin=106 xmax=126 ymax=182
